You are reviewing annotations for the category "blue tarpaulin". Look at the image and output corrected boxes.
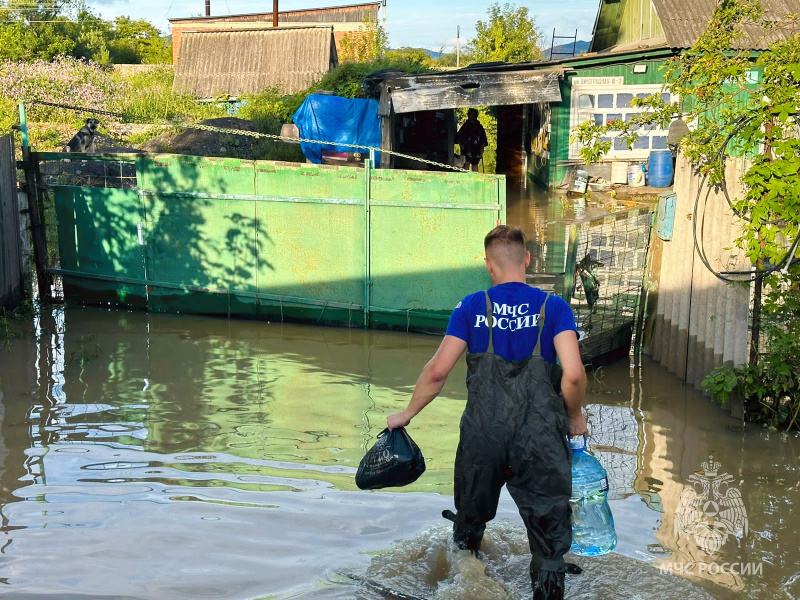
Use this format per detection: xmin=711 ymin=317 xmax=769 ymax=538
xmin=292 ymin=94 xmax=381 ymax=165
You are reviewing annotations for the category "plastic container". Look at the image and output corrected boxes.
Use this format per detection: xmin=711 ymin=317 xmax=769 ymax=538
xmin=627 ymin=163 xmax=645 ymax=187
xmin=611 ymin=161 xmax=628 ymax=184
xmin=572 ymin=169 xmax=589 ymax=194
xmin=648 ymin=150 xmax=674 ymax=187
xmin=569 ymin=435 xmax=617 ymax=556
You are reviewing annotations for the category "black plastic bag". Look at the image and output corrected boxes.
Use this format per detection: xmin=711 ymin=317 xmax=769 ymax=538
xmin=355 ymin=427 xmax=426 ymax=490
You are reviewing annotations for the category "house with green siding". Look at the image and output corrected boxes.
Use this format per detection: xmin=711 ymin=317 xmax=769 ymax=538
xmin=529 ymin=0 xmax=799 ymax=188
xmin=376 ymin=0 xmax=798 ymax=188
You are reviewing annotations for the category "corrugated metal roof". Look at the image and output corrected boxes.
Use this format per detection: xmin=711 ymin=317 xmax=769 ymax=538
xmin=170 ymin=2 xmax=380 ymax=23
xmin=653 ymin=0 xmax=800 ymax=49
xmin=380 ymin=69 xmax=563 ymax=115
xmin=591 ymin=0 xmax=800 ymax=52
xmin=173 ymin=27 xmax=336 ymax=98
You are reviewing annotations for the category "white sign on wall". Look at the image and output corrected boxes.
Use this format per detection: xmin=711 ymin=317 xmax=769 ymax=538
xmin=572 ymin=77 xmax=625 ymax=86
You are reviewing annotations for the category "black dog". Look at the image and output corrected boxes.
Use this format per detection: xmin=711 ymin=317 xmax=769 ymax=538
xmin=64 ymin=118 xmax=100 ymax=153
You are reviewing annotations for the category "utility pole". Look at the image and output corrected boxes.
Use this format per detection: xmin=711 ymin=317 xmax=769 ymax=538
xmin=273 ymin=0 xmax=278 ymax=27
xmin=205 ymin=0 xmax=210 ymax=16
xmin=456 ymin=25 xmax=460 ymax=68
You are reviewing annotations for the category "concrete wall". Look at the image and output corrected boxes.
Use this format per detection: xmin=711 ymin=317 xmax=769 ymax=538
xmin=650 ymin=155 xmax=751 ymax=388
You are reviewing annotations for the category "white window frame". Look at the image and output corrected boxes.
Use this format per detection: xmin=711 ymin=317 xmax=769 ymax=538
xmin=569 ymin=78 xmax=673 ymax=160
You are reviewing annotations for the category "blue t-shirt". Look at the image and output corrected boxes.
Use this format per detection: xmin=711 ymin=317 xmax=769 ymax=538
xmin=445 ymin=282 xmax=578 ymax=363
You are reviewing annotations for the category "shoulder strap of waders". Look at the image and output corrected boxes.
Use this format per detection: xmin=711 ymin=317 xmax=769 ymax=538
xmin=483 ymin=290 xmax=494 ymax=355
xmin=532 ymin=293 xmax=550 ymax=358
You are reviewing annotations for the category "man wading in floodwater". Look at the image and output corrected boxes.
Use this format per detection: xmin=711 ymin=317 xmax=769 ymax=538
xmin=388 ymin=225 xmax=587 ymax=599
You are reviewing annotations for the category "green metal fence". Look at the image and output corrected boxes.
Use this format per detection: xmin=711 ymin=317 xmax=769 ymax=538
xmin=41 ymin=152 xmax=505 ymax=332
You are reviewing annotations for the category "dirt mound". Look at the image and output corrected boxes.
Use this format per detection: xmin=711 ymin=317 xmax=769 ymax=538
xmin=139 ymin=117 xmax=262 ymax=159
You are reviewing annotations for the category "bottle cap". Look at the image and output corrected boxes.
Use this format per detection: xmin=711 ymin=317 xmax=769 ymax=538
xmin=569 ymin=434 xmax=587 ymax=453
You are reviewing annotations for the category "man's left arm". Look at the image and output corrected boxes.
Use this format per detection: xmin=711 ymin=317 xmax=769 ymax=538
xmin=551 ymin=297 xmax=588 ymax=436
xmin=387 ymin=335 xmax=467 ymax=430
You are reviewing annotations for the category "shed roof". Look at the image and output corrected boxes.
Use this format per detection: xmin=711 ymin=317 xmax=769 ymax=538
xmin=590 ymin=0 xmax=800 ymax=52
xmin=173 ymin=27 xmax=336 ymax=99
xmin=654 ymin=0 xmax=799 ymax=50
xmin=170 ymin=2 xmax=379 ymax=24
xmin=379 ymin=68 xmax=563 ymax=115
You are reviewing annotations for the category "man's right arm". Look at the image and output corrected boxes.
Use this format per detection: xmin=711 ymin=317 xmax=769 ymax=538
xmin=554 ymin=330 xmax=588 ymax=436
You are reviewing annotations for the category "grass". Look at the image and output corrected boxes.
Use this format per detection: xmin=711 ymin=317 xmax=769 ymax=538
xmin=108 ymin=66 xmax=226 ymax=123
xmin=117 ymin=124 xmax=171 ymax=147
xmin=3 ymin=56 xmax=440 ymax=163
xmin=1 ymin=300 xmax=33 ymax=346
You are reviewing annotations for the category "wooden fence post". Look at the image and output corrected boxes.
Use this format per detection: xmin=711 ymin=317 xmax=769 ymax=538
xmin=18 ymin=104 xmax=50 ymax=301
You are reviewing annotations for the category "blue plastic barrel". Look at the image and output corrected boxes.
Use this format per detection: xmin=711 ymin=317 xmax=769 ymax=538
xmin=648 ymin=150 xmax=673 ymax=187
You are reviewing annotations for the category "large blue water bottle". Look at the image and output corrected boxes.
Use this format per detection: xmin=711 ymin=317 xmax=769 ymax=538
xmin=569 ymin=435 xmax=617 ymax=556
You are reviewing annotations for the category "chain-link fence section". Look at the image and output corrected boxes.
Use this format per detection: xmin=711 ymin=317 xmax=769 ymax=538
xmin=571 ymin=207 xmax=652 ymax=361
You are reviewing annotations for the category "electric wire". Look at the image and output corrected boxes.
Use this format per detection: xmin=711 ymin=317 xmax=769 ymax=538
xmin=689 ymin=109 xmax=799 ymax=283
xmin=692 ymin=168 xmax=800 ymax=284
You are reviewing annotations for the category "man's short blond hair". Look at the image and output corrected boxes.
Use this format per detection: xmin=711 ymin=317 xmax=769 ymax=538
xmin=484 ymin=225 xmax=527 ymax=266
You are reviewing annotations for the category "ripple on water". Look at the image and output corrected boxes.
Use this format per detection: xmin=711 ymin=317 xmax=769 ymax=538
xmin=341 ymin=523 xmax=715 ymax=600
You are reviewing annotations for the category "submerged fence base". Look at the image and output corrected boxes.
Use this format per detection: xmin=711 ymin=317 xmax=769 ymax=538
xmin=39 ymin=152 xmax=505 ymax=333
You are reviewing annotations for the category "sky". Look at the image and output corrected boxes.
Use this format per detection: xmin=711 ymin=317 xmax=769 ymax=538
xmin=84 ymin=0 xmax=600 ymax=51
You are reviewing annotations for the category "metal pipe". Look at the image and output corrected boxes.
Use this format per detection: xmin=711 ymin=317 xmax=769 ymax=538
xmin=18 ymin=103 xmax=29 ymax=149
xmin=456 ymin=25 xmax=460 ymax=68
xmin=363 ymin=155 xmax=372 ymax=328
xmin=205 ymin=0 xmax=210 ymax=16
xmin=273 ymin=0 xmax=278 ymax=27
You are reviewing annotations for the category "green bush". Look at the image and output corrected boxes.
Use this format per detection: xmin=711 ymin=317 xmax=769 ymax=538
xmin=703 ymin=324 xmax=800 ymax=431
xmin=315 ymin=58 xmax=432 ymax=98
xmin=238 ymin=88 xmax=305 ymax=133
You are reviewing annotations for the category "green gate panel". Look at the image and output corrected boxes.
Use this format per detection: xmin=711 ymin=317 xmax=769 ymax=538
xmin=53 ymin=187 xmax=147 ymax=307
xmin=255 ymin=161 xmax=365 ymax=201
xmin=138 ymin=154 xmax=256 ymax=195
xmin=253 ymin=161 xmax=367 ymax=324
xmin=255 ymin=200 xmax=365 ymax=323
xmin=50 ymin=154 xmax=506 ymax=333
xmin=370 ymin=169 xmax=504 ymax=206
xmin=368 ymin=169 xmax=504 ymax=328
xmin=143 ymin=194 xmax=259 ymax=315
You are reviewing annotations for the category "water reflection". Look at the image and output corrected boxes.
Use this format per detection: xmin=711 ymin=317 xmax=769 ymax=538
xmin=0 ymin=305 xmax=798 ymax=599
xmin=505 ymin=177 xmax=608 ymax=277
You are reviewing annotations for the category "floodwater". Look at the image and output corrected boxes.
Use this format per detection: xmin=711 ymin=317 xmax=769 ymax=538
xmin=1 ymin=304 xmax=798 ymax=600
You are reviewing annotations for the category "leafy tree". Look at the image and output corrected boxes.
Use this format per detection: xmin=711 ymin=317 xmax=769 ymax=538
xmin=108 ymin=17 xmax=171 ymax=64
xmin=384 ymin=47 xmax=434 ymax=68
xmin=434 ymin=51 xmax=475 ymax=68
xmin=0 ymin=0 xmax=171 ymax=63
xmin=0 ymin=20 xmax=74 ymax=60
xmin=69 ymin=8 xmax=113 ymax=63
xmin=0 ymin=0 xmax=76 ymax=59
xmin=339 ymin=15 xmax=388 ymax=63
xmin=571 ymin=0 xmax=800 ymax=429
xmin=470 ymin=3 xmax=544 ymax=64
